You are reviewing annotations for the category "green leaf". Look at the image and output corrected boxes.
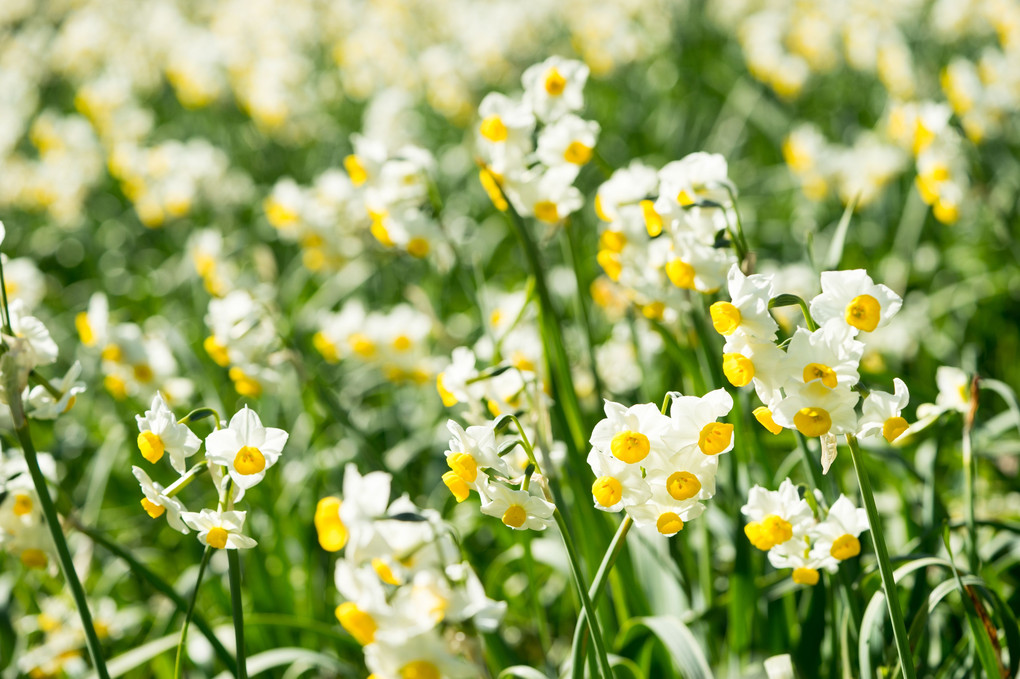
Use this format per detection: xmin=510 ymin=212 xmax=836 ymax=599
xmin=824 ymin=197 xmax=858 ymax=270
xmin=82 ymin=633 xmax=179 ymax=678
xmin=942 ymin=533 xmax=1006 ymax=678
xmin=497 ymin=666 xmax=551 ymax=679
xmin=618 ymin=616 xmax=714 ymax=679
xmin=212 ymin=648 xmax=349 ymax=678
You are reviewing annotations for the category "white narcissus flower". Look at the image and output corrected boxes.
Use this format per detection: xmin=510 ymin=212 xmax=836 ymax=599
xmin=590 ymin=401 xmax=673 ymax=468
xmin=586 ymin=449 xmax=651 ymax=512
xmin=26 ymin=361 xmax=86 ymax=420
xmin=521 ymin=57 xmax=589 ymax=123
xmin=365 ymin=630 xmax=476 ymax=679
xmin=476 ymin=93 xmax=535 ymax=174
xmin=479 ymin=484 xmax=555 ymax=531
xmin=131 ymin=466 xmax=189 ymax=534
xmin=809 ymin=495 xmax=870 ymax=563
xmin=594 ymin=161 xmax=660 ymax=227
xmin=653 ymin=151 xmax=733 ymax=219
xmin=859 ymin=378 xmax=910 ymax=442
xmin=916 ymin=366 xmax=972 ymax=419
xmin=809 ymin=269 xmax=902 ymax=335
xmin=666 ymin=388 xmax=735 ymax=457
xmin=772 ymin=379 xmax=860 ymax=438
xmin=135 ymin=392 xmax=201 ymax=473
xmin=741 ymin=479 xmax=815 ymax=552
xmin=504 ymin=166 xmax=584 ymax=225
xmin=180 ymin=509 xmax=256 ymax=549
xmin=444 ymin=420 xmax=512 ymax=489
xmin=710 ymin=265 xmax=779 ymax=341
xmin=536 ymin=114 xmax=600 ymax=168
xmin=6 ymin=300 xmax=58 ymax=369
xmin=721 ymin=333 xmax=788 ymax=405
xmin=205 ymin=406 xmax=289 ymax=490
xmin=785 ymin=320 xmax=865 ymax=390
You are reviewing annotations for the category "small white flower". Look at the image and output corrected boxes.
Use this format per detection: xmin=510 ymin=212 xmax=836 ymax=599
xmin=809 ymin=270 xmax=902 ymax=335
xmin=536 ymin=114 xmax=600 ymax=168
xmin=809 ymin=495 xmax=869 ymax=563
xmin=135 ymin=392 xmax=201 ymax=473
xmin=741 ymin=479 xmax=815 ymax=552
xmin=6 ymin=300 xmax=58 ymax=369
xmin=205 ymin=406 xmax=288 ymax=490
xmin=772 ymin=380 xmax=860 ymax=438
xmin=521 ymin=57 xmax=589 ymax=123
xmin=26 ymin=362 xmax=86 ymax=420
xmin=180 ymin=509 xmax=256 ymax=549
xmin=586 ymin=449 xmax=651 ymax=512
xmin=709 ymin=265 xmax=779 ymax=341
xmin=785 ymin=320 xmax=865 ymax=390
xmin=131 ymin=466 xmax=189 ymax=534
xmin=479 ymin=484 xmax=555 ymax=531
xmin=859 ymin=378 xmax=910 ymax=442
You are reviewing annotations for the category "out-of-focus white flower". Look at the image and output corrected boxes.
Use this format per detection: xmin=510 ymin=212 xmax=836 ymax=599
xmin=521 ymin=56 xmax=589 ymax=123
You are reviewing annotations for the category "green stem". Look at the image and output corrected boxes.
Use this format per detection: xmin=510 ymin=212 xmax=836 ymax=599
xmin=570 ymin=516 xmax=633 ymax=679
xmin=562 ymin=220 xmax=605 ymax=399
xmin=228 ymin=549 xmax=248 ymax=679
xmin=962 ymin=378 xmax=979 ymax=574
xmin=6 ymin=390 xmax=111 ymax=679
xmin=845 ymin=434 xmax=915 ymax=679
xmin=175 ymin=546 xmax=213 ymax=679
xmin=554 ymin=509 xmax=614 ymax=679
xmin=73 ymin=520 xmax=237 ymax=672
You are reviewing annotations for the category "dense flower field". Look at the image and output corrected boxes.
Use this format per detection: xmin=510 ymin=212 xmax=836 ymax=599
xmin=1 ymin=0 xmax=1019 ymax=677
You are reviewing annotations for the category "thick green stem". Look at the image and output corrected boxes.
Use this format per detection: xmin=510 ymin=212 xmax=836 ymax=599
xmin=554 ymin=509 xmax=614 ymax=679
xmin=845 ymin=434 xmax=915 ymax=679
xmin=570 ymin=516 xmax=633 ymax=679
xmin=7 ymin=394 xmax=110 ymax=679
xmin=175 ymin=546 xmax=213 ymax=679
xmin=228 ymin=550 xmax=248 ymax=679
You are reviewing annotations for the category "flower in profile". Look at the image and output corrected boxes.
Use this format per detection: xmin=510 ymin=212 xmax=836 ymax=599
xmin=479 ymin=484 xmax=555 ymax=531
xmin=134 ymin=392 xmax=201 ymax=472
xmin=181 ymin=509 xmax=256 ymax=549
xmin=859 ymin=378 xmax=911 ymax=442
xmin=205 ymin=406 xmax=289 ymax=490
xmin=131 ymin=466 xmax=189 ymax=534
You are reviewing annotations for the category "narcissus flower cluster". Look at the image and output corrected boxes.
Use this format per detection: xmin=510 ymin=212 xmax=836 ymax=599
xmin=130 ymin=394 xmax=288 ymax=550
xmin=713 ymin=265 xmax=912 ymax=466
xmin=593 ymin=153 xmax=739 ymax=315
xmin=585 ymin=390 xmax=734 ymax=536
xmin=476 ymin=56 xmax=597 ymax=224
xmin=742 ymin=479 xmax=869 ymax=586
xmin=315 ymin=464 xmax=505 ymax=679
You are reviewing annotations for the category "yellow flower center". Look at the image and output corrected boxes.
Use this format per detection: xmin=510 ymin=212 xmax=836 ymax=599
xmin=610 ymin=430 xmax=651 ymax=464
xmin=75 ymin=312 xmax=95 ymax=346
xmin=753 ymin=406 xmax=784 ymax=435
xmin=406 ymin=237 xmax=430 ymax=258
xmin=204 ymin=335 xmax=231 ymax=366
xmin=400 ymin=660 xmax=440 ymax=679
xmin=137 ymin=431 xmax=165 ymax=464
xmin=533 ymin=200 xmax=560 ymax=224
xmin=761 ymin=514 xmax=793 ymax=546
xmin=372 ymin=558 xmax=401 ymax=585
xmin=744 ymin=521 xmax=767 ymax=550
xmin=665 ymin=259 xmax=696 ymax=289
xmin=642 ymin=302 xmax=665 ymax=320
xmin=666 ymin=471 xmax=701 ymax=501
xmin=348 ymin=333 xmax=376 ymax=358
xmin=21 ymin=549 xmax=48 ymax=569
xmin=140 ymin=498 xmax=165 ymax=518
xmin=206 ymin=526 xmax=229 ymax=549
xmin=436 ymin=373 xmax=458 ymax=407
xmin=312 ymin=332 xmax=340 ymax=363
xmin=344 ymin=154 xmax=368 ymax=186
xmin=104 ymin=375 xmax=127 ymax=400
xmin=830 ymin=534 xmax=861 ymax=560
xmin=234 ymin=446 xmax=266 ymax=475
xmin=698 ymin=422 xmax=733 ymax=455
xmin=709 ymin=301 xmax=741 ymax=335
xmin=793 ymin=407 xmax=832 ymax=437
xmin=442 ymin=471 xmax=471 ymax=502
xmin=596 ymin=250 xmax=622 ymax=281
xmin=544 ymin=67 xmax=567 ymax=95
xmin=641 ymin=199 xmax=663 ymax=237
xmin=502 ymin=504 xmax=527 ymax=528
xmin=594 ymin=194 xmax=610 ymax=221
xmin=335 ymin=602 xmax=377 ymax=646
xmin=314 ymin=497 xmax=348 ymax=551
xmin=447 ymin=452 xmax=478 ymax=483
xmin=229 ymin=367 xmax=263 ymax=397
xmin=133 ymin=363 xmax=154 ymax=382
xmin=479 ymin=168 xmax=508 ymax=212
xmin=656 ymin=512 xmax=684 ymax=535
xmin=792 ymin=567 xmax=820 ymax=585
xmin=802 ymin=363 xmax=838 ymax=388
xmin=101 ymin=343 xmax=123 ymax=363
xmin=844 ymin=294 xmax=881 ymax=332
xmin=592 ymin=476 xmax=623 ymax=507
xmin=722 ymin=353 xmax=755 ymax=387
xmin=392 ymin=335 xmax=413 ymax=352
xmin=563 ymin=141 xmax=592 ymax=165
xmin=882 ymin=416 xmax=909 ymax=443
xmin=13 ymin=493 xmax=32 ymax=516
xmin=677 ymin=189 xmax=695 ymax=206
xmin=479 ymin=115 xmax=508 ymax=142
xmin=599 ymin=230 xmax=627 ymax=253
